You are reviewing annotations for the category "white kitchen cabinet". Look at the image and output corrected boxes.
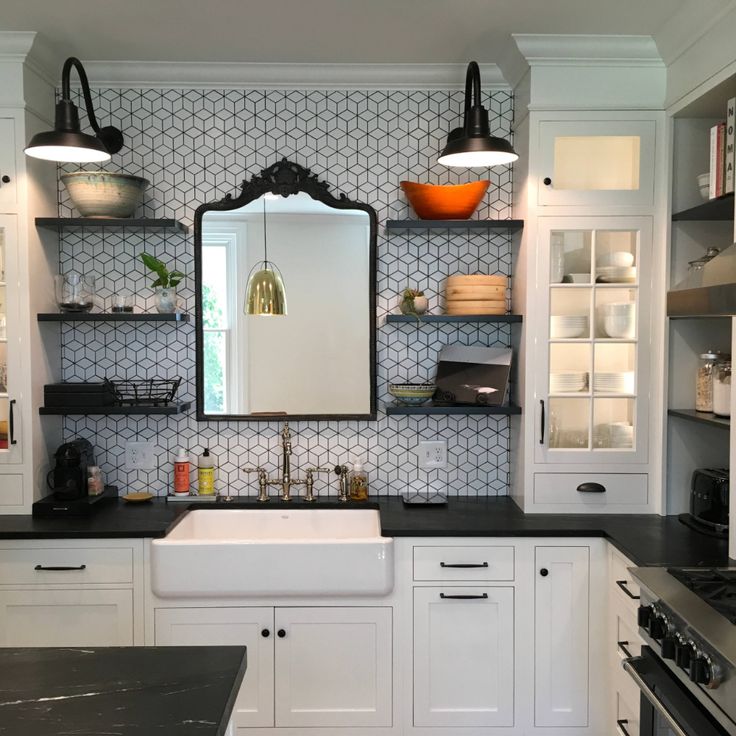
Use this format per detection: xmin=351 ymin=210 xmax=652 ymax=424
xmin=0 ymin=119 xmax=17 ymax=213
xmin=154 ymin=605 xmax=392 ymax=730
xmin=0 ymin=588 xmax=133 ymax=646
xmin=155 ymin=606 xmax=275 ymax=728
xmin=413 ymin=586 xmax=514 ymax=727
xmin=537 ymin=118 xmax=656 ymax=208
xmin=534 ymin=545 xmax=590 ymax=728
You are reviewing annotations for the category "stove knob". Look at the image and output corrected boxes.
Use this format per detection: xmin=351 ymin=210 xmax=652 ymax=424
xmin=648 ymin=615 xmax=666 ymax=640
xmin=661 ymin=635 xmax=677 ymax=660
xmin=690 ymin=656 xmax=709 ymax=684
xmin=637 ymin=605 xmax=653 ymax=627
xmin=675 ymin=642 xmax=695 ymax=669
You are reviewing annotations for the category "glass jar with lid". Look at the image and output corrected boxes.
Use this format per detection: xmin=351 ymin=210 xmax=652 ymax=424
xmin=696 ymin=351 xmax=720 ymax=412
xmin=713 ymin=359 xmax=731 ymax=417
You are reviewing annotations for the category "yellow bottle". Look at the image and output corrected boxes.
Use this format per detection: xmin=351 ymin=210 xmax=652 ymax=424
xmin=198 ymin=448 xmax=215 ymax=496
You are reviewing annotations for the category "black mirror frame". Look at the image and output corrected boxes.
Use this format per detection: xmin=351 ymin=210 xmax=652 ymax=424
xmin=193 ymin=158 xmax=378 ymax=422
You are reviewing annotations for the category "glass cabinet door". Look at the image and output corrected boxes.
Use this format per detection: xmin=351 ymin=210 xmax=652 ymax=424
xmin=536 ymin=217 xmax=651 ymax=465
xmin=0 ymin=216 xmax=21 ymax=464
xmin=538 ymin=120 xmax=655 ymax=207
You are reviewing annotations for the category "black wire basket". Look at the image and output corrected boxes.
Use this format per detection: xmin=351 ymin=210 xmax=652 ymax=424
xmin=110 ymin=377 xmax=182 ymax=407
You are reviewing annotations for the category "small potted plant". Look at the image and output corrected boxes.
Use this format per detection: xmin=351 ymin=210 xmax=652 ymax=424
xmin=399 ymin=287 xmax=428 ymax=317
xmin=140 ymin=252 xmax=185 ymax=313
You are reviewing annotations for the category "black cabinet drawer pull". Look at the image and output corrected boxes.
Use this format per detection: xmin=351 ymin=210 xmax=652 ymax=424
xmin=440 ymin=562 xmax=488 ymax=569
xmin=617 ymin=640 xmax=633 ymax=658
xmin=439 ymin=593 xmax=488 ymax=600
xmin=35 ymin=564 xmax=86 ymax=571
xmin=539 ymin=399 xmax=545 ymax=444
xmin=9 ymin=399 xmax=17 ymax=446
xmin=616 ymin=580 xmax=640 ymax=600
xmin=577 ymin=482 xmax=605 ymax=493
xmin=616 ymin=719 xmax=631 ymax=736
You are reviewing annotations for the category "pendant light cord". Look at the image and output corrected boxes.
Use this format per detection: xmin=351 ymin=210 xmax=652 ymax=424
xmin=263 ymin=198 xmax=269 ymax=266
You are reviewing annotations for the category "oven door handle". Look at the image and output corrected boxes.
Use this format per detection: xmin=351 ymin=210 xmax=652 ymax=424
xmin=623 ymin=659 xmax=688 ymax=736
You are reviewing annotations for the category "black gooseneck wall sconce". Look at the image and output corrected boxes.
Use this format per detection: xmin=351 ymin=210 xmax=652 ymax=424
xmin=438 ymin=61 xmax=518 ymax=168
xmin=25 ymin=57 xmax=124 ymax=163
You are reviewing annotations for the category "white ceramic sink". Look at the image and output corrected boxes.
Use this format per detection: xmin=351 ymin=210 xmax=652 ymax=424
xmin=151 ymin=508 xmax=394 ymax=598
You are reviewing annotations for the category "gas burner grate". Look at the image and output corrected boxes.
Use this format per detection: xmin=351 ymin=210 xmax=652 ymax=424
xmin=668 ymin=568 xmax=736 ymax=624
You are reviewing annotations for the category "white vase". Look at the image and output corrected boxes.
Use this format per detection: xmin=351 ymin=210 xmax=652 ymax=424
xmin=155 ymin=287 xmax=178 ymax=313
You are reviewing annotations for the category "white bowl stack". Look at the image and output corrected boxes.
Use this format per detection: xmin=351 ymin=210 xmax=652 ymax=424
xmin=593 ymin=371 xmax=635 ymax=394
xmin=596 ymin=251 xmax=636 ymax=283
xmin=550 ymin=371 xmax=589 ymax=393
xmin=599 ymin=302 xmax=636 ymax=338
xmin=594 ymin=422 xmax=634 ymax=449
xmin=550 ymin=315 xmax=588 ymax=339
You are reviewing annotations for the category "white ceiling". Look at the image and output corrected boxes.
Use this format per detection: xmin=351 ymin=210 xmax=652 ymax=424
xmin=0 ymin=0 xmax=702 ymax=65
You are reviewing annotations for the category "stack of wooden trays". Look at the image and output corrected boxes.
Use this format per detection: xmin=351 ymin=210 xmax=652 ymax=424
xmin=444 ymin=274 xmax=508 ymax=315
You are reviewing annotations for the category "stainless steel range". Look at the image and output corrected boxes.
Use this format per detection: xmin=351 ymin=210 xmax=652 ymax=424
xmin=628 ymin=566 xmax=736 ymax=736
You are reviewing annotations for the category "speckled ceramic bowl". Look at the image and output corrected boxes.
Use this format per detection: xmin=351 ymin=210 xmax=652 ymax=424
xmin=61 ymin=171 xmax=149 ymax=218
xmin=389 ymin=383 xmax=436 ymax=406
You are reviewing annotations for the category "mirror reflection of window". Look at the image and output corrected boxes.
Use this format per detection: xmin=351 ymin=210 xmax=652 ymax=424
xmin=200 ymin=192 xmax=371 ymax=417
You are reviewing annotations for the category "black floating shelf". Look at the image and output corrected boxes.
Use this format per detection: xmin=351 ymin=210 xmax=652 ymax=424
xmin=39 ymin=402 xmax=191 ymax=416
xmin=385 ymin=219 xmax=523 ymax=232
xmin=37 ymin=312 xmax=190 ymax=323
xmin=672 ymin=193 xmax=734 ymax=222
xmin=386 ymin=403 xmax=521 ymax=416
xmin=386 ymin=314 xmax=521 ymax=324
xmin=36 ymin=217 xmax=189 ymax=234
xmin=667 ymin=408 xmax=730 ymax=430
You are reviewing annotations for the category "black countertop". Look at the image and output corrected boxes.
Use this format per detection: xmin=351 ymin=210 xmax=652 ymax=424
xmin=0 ymin=496 xmax=729 ymax=567
xmin=0 ymin=646 xmax=246 ymax=736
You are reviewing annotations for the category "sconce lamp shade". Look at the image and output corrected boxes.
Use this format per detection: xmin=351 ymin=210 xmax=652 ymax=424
xmin=245 ymin=263 xmax=288 ymax=316
xmin=24 ymin=58 xmax=124 ymax=163
xmin=438 ymin=61 xmax=518 ymax=168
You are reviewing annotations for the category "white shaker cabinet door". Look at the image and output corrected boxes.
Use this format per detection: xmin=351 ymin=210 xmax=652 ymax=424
xmin=0 ymin=119 xmax=17 ymax=212
xmin=413 ymin=586 xmax=515 ymax=728
xmin=534 ymin=546 xmax=590 ymax=727
xmin=273 ymin=606 xmax=392 ymax=728
xmin=154 ymin=606 xmax=274 ymax=728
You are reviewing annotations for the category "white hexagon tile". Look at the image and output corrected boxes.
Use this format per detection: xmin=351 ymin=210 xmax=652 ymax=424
xmin=58 ymin=87 xmax=515 ymax=498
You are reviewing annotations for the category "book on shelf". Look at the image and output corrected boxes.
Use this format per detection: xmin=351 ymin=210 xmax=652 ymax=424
xmin=726 ymin=97 xmax=735 ymax=194
xmin=709 ymin=121 xmax=727 ymax=199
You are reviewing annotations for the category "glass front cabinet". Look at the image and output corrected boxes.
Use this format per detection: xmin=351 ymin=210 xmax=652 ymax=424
xmin=0 ymin=215 xmax=21 ymax=465
xmin=535 ymin=217 xmax=652 ymax=467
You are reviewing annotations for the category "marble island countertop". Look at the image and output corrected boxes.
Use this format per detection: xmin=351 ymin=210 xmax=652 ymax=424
xmin=0 ymin=646 xmax=246 ymax=736
xmin=0 ymin=495 xmax=729 ymax=567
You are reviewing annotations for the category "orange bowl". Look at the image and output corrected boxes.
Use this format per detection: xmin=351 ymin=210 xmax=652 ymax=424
xmin=400 ymin=180 xmax=490 ymax=220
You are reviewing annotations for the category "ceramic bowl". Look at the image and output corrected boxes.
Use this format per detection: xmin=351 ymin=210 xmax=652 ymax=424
xmin=400 ymin=180 xmax=490 ymax=220
xmin=61 ymin=171 xmax=149 ymax=218
xmin=697 ymin=172 xmax=710 ymax=200
xmin=388 ymin=382 xmax=436 ymax=406
xmin=550 ymin=315 xmax=588 ymax=339
xmin=597 ymin=251 xmax=635 ymax=268
xmin=603 ymin=314 xmax=635 ymax=339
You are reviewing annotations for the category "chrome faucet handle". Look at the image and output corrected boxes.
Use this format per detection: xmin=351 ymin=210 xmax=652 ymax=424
xmin=302 ymin=467 xmax=332 ymax=503
xmin=243 ymin=466 xmax=269 ymax=502
xmin=334 ymin=464 xmax=350 ymax=502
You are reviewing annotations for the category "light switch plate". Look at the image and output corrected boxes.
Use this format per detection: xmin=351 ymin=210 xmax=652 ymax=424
xmin=124 ymin=441 xmax=157 ymax=470
xmin=416 ymin=440 xmax=447 ymax=469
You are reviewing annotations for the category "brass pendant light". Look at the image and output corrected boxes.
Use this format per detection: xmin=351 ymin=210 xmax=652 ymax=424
xmin=244 ymin=199 xmax=287 ymax=316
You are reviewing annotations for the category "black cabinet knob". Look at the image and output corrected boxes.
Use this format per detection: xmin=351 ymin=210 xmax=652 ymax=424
xmin=543 ymin=177 xmax=552 ymax=186
xmin=1 ymin=175 xmax=10 ymax=184
xmin=540 ymin=568 xmax=549 ymax=577
xmin=261 ymin=628 xmax=270 ymax=638
xmin=277 ymin=629 xmax=286 ymax=638
xmin=637 ymin=605 xmax=652 ymax=628
xmin=661 ymin=636 xmax=677 ymax=660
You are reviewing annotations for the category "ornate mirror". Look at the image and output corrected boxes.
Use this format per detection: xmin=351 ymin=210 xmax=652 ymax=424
xmin=194 ymin=159 xmax=377 ymax=421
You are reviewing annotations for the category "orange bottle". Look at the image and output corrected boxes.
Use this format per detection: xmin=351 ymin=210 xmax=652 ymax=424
xmin=174 ymin=448 xmax=190 ymax=495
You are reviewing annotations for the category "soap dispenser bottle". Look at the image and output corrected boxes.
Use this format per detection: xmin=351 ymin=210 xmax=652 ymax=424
xmin=173 ymin=448 xmax=190 ymax=496
xmin=348 ymin=457 xmax=369 ymax=501
xmin=198 ymin=448 xmax=216 ymax=496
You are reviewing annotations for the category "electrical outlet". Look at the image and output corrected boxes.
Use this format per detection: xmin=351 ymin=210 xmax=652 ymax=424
xmin=124 ymin=441 xmax=157 ymax=471
xmin=417 ymin=440 xmax=447 ymax=469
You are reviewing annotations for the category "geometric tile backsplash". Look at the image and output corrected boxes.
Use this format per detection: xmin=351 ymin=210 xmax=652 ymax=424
xmin=58 ymin=86 xmax=515 ymax=497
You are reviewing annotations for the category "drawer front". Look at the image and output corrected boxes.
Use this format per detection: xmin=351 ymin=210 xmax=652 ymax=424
xmin=0 ymin=474 xmax=23 ymax=506
xmin=612 ymin=607 xmax=643 ymax=663
xmin=614 ymin=687 xmax=640 ymax=736
xmin=0 ymin=546 xmax=134 ymax=585
xmin=534 ymin=473 xmax=648 ymax=506
xmin=413 ymin=546 xmax=514 ymax=581
xmin=610 ymin=549 xmax=641 ymax=609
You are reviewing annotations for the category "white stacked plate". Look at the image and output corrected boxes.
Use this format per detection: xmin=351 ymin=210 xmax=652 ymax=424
xmin=596 ymin=266 xmax=637 ymax=283
xmin=593 ymin=371 xmax=635 ymax=394
xmin=550 ymin=315 xmax=588 ymax=339
xmin=594 ymin=422 xmax=634 ymax=449
xmin=550 ymin=371 xmax=589 ymax=393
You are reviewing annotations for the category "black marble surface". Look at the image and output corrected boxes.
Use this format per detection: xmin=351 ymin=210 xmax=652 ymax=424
xmin=0 ymin=646 xmax=246 ymax=736
xmin=0 ymin=496 xmax=729 ymax=567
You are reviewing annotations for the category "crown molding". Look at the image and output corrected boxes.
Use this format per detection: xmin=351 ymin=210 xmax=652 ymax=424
xmin=0 ymin=31 xmax=37 ymax=60
xmin=512 ymin=34 xmax=664 ymax=67
xmin=0 ymin=31 xmax=61 ymax=87
xmin=79 ymin=60 xmax=509 ymax=90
